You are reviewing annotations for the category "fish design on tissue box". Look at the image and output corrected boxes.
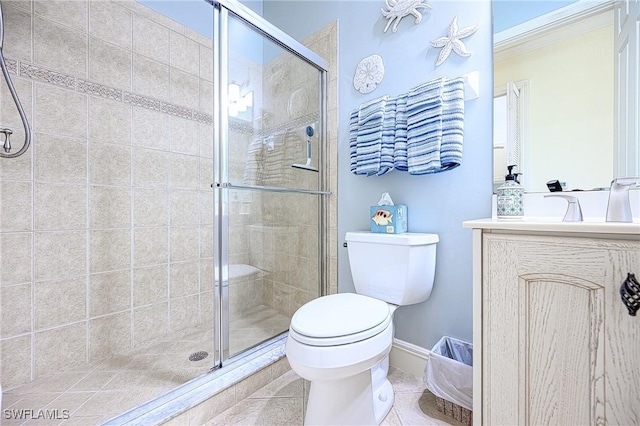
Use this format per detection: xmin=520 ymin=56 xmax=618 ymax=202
xmin=372 ymin=209 xmax=393 ymax=226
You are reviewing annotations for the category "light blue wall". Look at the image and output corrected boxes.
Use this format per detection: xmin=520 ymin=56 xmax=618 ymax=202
xmin=263 ymin=1 xmax=493 ymax=349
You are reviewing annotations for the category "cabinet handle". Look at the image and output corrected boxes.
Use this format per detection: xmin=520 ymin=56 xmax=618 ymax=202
xmin=620 ymin=272 xmax=640 ymax=316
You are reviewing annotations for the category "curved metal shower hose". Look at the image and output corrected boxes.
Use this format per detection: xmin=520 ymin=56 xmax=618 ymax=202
xmin=0 ymin=1 xmax=31 ymax=158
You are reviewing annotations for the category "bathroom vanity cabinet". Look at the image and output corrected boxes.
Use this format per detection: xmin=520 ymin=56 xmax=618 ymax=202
xmin=463 ymin=220 xmax=640 ymax=426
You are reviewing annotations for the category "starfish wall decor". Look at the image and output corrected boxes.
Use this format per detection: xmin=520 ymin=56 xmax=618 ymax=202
xmin=430 ymin=16 xmax=478 ymax=66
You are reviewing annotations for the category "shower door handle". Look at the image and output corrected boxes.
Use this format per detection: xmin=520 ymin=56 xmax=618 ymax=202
xmin=224 ymin=182 xmax=330 ymax=195
xmin=211 ymin=182 xmax=330 ymax=195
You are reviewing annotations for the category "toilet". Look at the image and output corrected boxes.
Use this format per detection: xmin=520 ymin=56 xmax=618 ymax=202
xmin=286 ymin=231 xmax=439 ymax=425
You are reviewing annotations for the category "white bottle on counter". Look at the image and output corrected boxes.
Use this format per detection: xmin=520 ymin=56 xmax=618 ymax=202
xmin=497 ymin=165 xmax=523 ymax=219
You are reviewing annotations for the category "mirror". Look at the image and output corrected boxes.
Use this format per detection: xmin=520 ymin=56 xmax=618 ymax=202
xmin=493 ymin=1 xmax=615 ymax=193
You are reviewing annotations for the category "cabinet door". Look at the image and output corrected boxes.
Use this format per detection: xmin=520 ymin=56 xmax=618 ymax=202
xmin=605 ymin=243 xmax=640 ymax=424
xmin=482 ymin=234 xmax=639 ymax=425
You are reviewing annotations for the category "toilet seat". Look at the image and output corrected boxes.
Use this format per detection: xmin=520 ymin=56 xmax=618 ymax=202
xmin=290 ymin=293 xmax=391 ymax=346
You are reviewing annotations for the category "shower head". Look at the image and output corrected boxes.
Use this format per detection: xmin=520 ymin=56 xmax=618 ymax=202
xmin=0 ymin=0 xmax=32 ymax=159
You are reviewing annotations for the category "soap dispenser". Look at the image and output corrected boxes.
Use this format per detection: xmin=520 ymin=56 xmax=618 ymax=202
xmin=497 ymin=165 xmax=524 ymax=219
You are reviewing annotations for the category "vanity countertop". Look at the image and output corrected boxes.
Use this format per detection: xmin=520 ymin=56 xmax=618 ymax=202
xmin=463 ymin=218 xmax=640 ymax=236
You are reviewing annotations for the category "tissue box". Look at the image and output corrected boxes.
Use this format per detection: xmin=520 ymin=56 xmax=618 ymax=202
xmin=370 ymin=205 xmax=407 ymax=234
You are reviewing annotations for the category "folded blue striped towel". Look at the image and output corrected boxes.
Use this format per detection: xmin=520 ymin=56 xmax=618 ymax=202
xmin=394 ymin=93 xmax=408 ymax=172
xmin=349 ymin=77 xmax=464 ymax=177
xmin=378 ymin=96 xmax=397 ymax=175
xmin=439 ymin=77 xmax=464 ymax=171
xmin=349 ymin=109 xmax=359 ymax=174
xmin=351 ymin=95 xmax=389 ymax=176
xmin=406 ymin=77 xmax=445 ymax=175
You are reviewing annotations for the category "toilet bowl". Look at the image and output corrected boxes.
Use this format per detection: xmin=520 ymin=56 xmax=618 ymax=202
xmin=286 ymin=231 xmax=439 ymax=425
xmin=286 ymin=293 xmax=397 ymax=425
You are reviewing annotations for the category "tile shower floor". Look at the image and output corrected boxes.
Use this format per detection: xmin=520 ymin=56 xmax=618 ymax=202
xmin=207 ymin=367 xmax=465 ymax=426
xmin=2 ymin=305 xmax=291 ymax=425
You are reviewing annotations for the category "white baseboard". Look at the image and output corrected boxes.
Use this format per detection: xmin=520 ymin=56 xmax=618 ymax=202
xmin=389 ymin=338 xmax=431 ymax=378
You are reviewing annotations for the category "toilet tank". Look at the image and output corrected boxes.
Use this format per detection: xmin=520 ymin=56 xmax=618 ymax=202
xmin=345 ymin=232 xmax=439 ymax=306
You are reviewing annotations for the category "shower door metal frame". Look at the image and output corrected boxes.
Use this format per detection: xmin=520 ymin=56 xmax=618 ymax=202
xmin=210 ymin=0 xmax=330 ymax=369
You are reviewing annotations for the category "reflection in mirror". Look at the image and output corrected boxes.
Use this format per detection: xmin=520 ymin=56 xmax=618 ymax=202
xmin=493 ymin=1 xmax=615 ymax=193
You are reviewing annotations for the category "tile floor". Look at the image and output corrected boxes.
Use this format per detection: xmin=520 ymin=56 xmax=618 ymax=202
xmin=3 ymin=358 xmax=464 ymax=426
xmin=3 ymin=302 xmax=464 ymax=426
xmin=2 ymin=305 xmax=290 ymax=425
xmin=208 ymin=367 xmax=465 ymax=426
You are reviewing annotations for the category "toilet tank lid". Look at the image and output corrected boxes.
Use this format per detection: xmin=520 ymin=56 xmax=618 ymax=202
xmin=345 ymin=232 xmax=439 ymax=245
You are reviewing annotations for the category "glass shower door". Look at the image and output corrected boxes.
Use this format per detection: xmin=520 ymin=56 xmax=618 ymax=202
xmin=214 ymin=4 xmax=328 ymax=361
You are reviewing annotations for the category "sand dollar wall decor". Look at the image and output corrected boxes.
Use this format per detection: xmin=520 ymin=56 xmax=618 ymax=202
xmin=353 ymin=54 xmax=385 ymax=94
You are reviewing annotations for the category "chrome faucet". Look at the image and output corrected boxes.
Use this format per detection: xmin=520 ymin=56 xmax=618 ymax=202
xmin=606 ymin=177 xmax=640 ymax=222
xmin=544 ymin=194 xmax=583 ymax=222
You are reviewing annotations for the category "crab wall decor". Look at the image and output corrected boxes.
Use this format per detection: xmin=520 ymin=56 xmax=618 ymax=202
xmin=381 ymin=0 xmax=432 ymax=33
xmin=430 ymin=16 xmax=479 ymax=66
xmin=353 ymin=54 xmax=385 ymax=94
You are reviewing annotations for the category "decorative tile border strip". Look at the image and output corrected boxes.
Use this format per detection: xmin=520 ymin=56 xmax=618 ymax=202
xmin=123 ymin=91 xmax=163 ymax=112
xmin=229 ymin=119 xmax=255 ymax=135
xmin=256 ymin=112 xmax=319 ymax=137
xmin=5 ymin=58 xmax=18 ymax=74
xmin=77 ymin=79 xmax=123 ymax=102
xmin=7 ymin=57 xmax=213 ymax=125
xmin=193 ymin=111 xmax=211 ymax=124
xmin=162 ymin=103 xmax=194 ymax=120
xmin=20 ymin=62 xmax=76 ymax=90
xmin=6 ymin=58 xmax=318 ymax=135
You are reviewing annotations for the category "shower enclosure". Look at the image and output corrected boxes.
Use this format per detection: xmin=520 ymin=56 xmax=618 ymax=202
xmin=0 ymin=0 xmax=329 ymax=421
xmin=213 ymin=0 xmax=329 ymax=364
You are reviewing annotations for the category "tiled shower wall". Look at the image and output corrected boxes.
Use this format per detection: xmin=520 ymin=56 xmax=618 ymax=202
xmin=0 ymin=0 xmax=338 ymax=391
xmin=0 ymin=0 xmax=217 ymax=389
